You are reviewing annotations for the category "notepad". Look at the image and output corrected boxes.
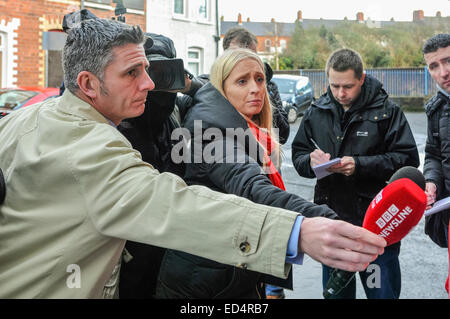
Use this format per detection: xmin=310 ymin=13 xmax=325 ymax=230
xmin=312 ymin=158 xmax=341 ymax=180
xmin=424 ymin=196 xmax=450 ymax=217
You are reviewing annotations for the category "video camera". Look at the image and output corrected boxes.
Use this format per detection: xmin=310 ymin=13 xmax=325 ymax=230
xmin=144 ymin=33 xmax=187 ymax=91
xmin=62 ymin=10 xmax=188 ymax=91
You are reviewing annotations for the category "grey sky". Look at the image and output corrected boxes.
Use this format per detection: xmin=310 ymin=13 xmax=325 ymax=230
xmin=219 ymin=0 xmax=449 ymax=22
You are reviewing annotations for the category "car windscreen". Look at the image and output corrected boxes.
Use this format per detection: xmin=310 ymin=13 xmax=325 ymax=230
xmin=0 ymin=90 xmax=38 ymax=109
xmin=272 ymin=79 xmax=297 ymax=95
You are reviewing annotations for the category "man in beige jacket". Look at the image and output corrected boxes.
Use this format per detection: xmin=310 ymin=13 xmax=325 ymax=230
xmin=0 ymin=18 xmax=385 ymax=298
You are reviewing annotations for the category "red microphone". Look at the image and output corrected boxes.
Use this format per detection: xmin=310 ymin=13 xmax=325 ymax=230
xmin=362 ymin=178 xmax=426 ymax=246
xmin=324 ymin=167 xmax=427 ymax=298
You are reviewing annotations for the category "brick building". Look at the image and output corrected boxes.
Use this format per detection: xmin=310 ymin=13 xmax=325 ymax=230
xmin=221 ymin=9 xmax=449 ymax=69
xmin=0 ymin=0 xmax=145 ymax=88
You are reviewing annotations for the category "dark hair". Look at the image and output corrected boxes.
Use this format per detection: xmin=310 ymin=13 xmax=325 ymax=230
xmin=222 ymin=27 xmax=257 ymax=50
xmin=422 ymin=33 xmax=450 ymax=54
xmin=325 ymin=48 xmax=364 ymax=80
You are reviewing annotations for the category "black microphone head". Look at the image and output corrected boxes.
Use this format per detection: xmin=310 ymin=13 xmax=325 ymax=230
xmin=388 ymin=166 xmax=425 ymax=190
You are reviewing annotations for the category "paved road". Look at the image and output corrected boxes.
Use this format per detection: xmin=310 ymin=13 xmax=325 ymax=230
xmin=280 ymin=112 xmax=449 ymax=299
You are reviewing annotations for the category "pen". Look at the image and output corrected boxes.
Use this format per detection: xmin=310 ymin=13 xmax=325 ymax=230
xmin=310 ymin=138 xmax=322 ymax=151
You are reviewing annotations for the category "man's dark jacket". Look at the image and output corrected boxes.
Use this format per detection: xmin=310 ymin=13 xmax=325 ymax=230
xmin=292 ymin=75 xmax=420 ymax=226
xmin=155 ymin=82 xmax=336 ymax=298
xmin=265 ymin=63 xmax=290 ymax=144
xmin=117 ymin=91 xmax=184 ymax=299
xmin=116 ymin=33 xmax=187 ymax=299
xmin=423 ymin=91 xmax=450 ymax=248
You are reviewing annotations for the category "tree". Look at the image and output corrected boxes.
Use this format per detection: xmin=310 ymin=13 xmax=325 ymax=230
xmin=280 ymin=17 xmax=450 ymax=70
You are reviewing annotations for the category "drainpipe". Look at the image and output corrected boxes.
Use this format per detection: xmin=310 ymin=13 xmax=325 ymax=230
xmin=214 ymin=0 xmax=220 ymax=57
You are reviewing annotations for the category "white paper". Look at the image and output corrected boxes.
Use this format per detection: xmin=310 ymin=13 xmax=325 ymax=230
xmin=312 ymin=158 xmax=341 ymax=180
xmin=424 ymin=196 xmax=450 ymax=217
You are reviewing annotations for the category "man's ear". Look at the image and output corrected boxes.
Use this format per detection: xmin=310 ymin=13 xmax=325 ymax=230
xmin=360 ymin=72 xmax=366 ymax=85
xmin=77 ymin=71 xmax=99 ymax=100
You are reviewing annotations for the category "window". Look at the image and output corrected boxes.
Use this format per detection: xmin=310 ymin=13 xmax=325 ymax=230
xmin=122 ymin=0 xmax=145 ymax=11
xmin=187 ymin=48 xmax=202 ymax=77
xmin=86 ymin=1 xmax=144 ymax=11
xmin=174 ymin=0 xmax=210 ymax=21
xmin=280 ymin=39 xmax=287 ymax=50
xmin=87 ymin=0 xmax=110 ymax=4
xmin=42 ymin=31 xmax=66 ymax=87
xmin=197 ymin=0 xmax=208 ymax=19
xmin=0 ymin=90 xmax=38 ymax=109
xmin=265 ymin=39 xmax=272 ymax=52
xmin=190 ymin=0 xmax=209 ymax=20
xmin=174 ymin=0 xmax=185 ymax=15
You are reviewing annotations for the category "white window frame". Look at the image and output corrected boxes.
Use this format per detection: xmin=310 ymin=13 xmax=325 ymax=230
xmin=187 ymin=47 xmax=202 ymax=77
xmin=192 ymin=0 xmax=209 ymax=22
xmin=173 ymin=0 xmax=187 ymax=18
xmin=0 ymin=18 xmax=20 ymax=88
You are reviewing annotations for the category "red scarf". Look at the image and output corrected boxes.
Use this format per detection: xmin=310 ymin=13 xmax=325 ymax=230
xmin=247 ymin=121 xmax=285 ymax=191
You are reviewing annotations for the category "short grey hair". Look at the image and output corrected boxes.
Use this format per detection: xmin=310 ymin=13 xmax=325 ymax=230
xmin=325 ymin=48 xmax=364 ymax=80
xmin=62 ymin=18 xmax=145 ymax=94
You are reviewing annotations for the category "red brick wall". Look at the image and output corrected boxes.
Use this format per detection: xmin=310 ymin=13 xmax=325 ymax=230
xmin=256 ymin=35 xmax=291 ymax=52
xmin=0 ymin=0 xmax=145 ymax=87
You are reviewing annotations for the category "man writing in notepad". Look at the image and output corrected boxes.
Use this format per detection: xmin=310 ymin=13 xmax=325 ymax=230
xmin=291 ymin=48 xmax=419 ymax=299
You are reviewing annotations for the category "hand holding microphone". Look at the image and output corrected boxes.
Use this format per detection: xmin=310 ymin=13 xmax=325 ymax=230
xmin=323 ymin=166 xmax=427 ymax=298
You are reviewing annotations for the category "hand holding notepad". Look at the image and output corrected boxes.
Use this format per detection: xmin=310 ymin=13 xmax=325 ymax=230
xmin=309 ymin=138 xmax=342 ymax=180
xmin=312 ymin=158 xmax=342 ymax=180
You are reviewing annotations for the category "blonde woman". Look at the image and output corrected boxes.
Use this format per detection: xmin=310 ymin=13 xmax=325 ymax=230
xmin=155 ymin=48 xmax=337 ymax=298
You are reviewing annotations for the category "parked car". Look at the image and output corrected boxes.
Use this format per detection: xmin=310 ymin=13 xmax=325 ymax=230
xmin=0 ymin=87 xmax=59 ymax=119
xmin=271 ymin=74 xmax=314 ymax=123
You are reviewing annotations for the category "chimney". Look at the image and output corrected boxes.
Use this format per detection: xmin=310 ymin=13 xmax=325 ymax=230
xmin=238 ymin=13 xmax=242 ymax=25
xmin=356 ymin=12 xmax=364 ymax=22
xmin=247 ymin=17 xmax=251 ymax=22
xmin=436 ymin=11 xmax=442 ymax=18
xmin=413 ymin=10 xmax=424 ymax=21
xmin=297 ymin=10 xmax=303 ymax=22
xmin=271 ymin=18 xmax=275 ymax=23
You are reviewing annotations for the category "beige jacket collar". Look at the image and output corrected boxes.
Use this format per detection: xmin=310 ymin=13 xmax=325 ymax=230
xmin=57 ymin=89 xmax=111 ymax=125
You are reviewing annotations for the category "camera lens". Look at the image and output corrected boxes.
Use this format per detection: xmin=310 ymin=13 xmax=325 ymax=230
xmin=148 ymin=60 xmax=175 ymax=90
xmin=147 ymin=57 xmax=185 ymax=91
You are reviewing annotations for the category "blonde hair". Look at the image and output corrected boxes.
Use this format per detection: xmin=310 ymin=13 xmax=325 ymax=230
xmin=210 ymin=48 xmax=274 ymax=132
xmin=210 ymin=48 xmax=282 ymax=168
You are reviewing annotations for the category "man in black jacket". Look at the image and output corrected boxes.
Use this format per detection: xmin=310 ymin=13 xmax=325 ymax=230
xmin=117 ymin=33 xmax=186 ymax=298
xmin=292 ymin=48 xmax=419 ymax=299
xmin=423 ymin=34 xmax=450 ymax=253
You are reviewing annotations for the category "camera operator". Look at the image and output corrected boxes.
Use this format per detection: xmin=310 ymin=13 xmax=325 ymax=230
xmin=117 ymin=33 xmax=195 ymax=298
